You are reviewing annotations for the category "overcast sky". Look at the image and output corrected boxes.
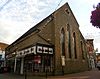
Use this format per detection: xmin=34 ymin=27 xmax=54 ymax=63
xmin=0 ymin=0 xmax=100 ymax=52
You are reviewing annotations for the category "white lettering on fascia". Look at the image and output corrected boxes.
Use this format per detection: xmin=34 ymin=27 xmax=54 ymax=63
xmin=43 ymin=47 xmax=48 ymax=54
xmin=49 ymin=48 xmax=53 ymax=54
xmin=31 ymin=46 xmax=36 ymax=54
xmin=37 ymin=46 xmax=42 ymax=53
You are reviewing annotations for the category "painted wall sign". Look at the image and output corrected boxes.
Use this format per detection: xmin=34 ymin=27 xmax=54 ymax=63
xmin=13 ymin=44 xmax=54 ymax=58
xmin=16 ymin=46 xmax=36 ymax=57
xmin=36 ymin=45 xmax=53 ymax=54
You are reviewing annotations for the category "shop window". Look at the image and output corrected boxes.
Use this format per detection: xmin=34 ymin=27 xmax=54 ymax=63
xmin=0 ymin=55 xmax=2 ymax=60
xmin=33 ymin=55 xmax=53 ymax=73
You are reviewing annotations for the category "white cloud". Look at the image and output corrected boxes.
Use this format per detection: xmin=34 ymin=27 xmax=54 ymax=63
xmin=0 ymin=0 xmax=58 ymax=44
xmin=0 ymin=18 xmax=33 ymax=44
xmin=84 ymin=0 xmax=100 ymax=4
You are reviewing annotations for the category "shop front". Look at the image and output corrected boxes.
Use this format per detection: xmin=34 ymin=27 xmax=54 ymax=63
xmin=25 ymin=54 xmax=53 ymax=73
xmin=14 ymin=43 xmax=54 ymax=75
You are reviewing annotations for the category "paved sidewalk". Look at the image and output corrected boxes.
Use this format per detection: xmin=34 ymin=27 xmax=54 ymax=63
xmin=0 ymin=73 xmax=45 ymax=79
xmin=0 ymin=68 xmax=100 ymax=79
xmin=48 ymin=68 xmax=100 ymax=79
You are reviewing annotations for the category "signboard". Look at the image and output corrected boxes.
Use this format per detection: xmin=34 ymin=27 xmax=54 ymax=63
xmin=36 ymin=43 xmax=54 ymax=55
xmin=61 ymin=56 xmax=65 ymax=66
xmin=16 ymin=46 xmax=36 ymax=57
xmin=15 ymin=43 xmax=54 ymax=58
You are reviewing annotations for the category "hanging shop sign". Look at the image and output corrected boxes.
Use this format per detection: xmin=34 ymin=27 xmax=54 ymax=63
xmin=61 ymin=56 xmax=65 ymax=66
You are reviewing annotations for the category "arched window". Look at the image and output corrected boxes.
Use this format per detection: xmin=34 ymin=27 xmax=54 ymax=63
xmin=61 ymin=28 xmax=65 ymax=56
xmin=67 ymin=24 xmax=71 ymax=58
xmin=73 ymin=32 xmax=77 ymax=59
xmin=80 ymin=41 xmax=85 ymax=59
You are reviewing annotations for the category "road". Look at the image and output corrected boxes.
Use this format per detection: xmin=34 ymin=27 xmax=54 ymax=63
xmin=0 ymin=68 xmax=100 ymax=79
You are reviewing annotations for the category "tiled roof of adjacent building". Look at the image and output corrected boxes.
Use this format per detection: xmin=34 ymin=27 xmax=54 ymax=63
xmin=0 ymin=42 xmax=9 ymax=51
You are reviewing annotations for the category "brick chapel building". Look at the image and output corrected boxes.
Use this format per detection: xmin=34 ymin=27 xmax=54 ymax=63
xmin=5 ymin=3 xmax=89 ymax=75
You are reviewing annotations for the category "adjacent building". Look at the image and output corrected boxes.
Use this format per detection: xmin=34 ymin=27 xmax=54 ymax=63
xmin=96 ymin=53 xmax=100 ymax=62
xmin=0 ymin=42 xmax=8 ymax=67
xmin=5 ymin=3 xmax=89 ymax=75
xmin=86 ymin=39 xmax=96 ymax=69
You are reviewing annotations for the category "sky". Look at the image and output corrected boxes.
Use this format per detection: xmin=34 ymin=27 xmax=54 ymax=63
xmin=0 ymin=0 xmax=100 ymax=52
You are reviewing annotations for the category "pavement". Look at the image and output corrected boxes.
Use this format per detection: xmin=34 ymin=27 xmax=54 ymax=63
xmin=48 ymin=68 xmax=100 ymax=79
xmin=0 ymin=73 xmax=44 ymax=79
xmin=0 ymin=68 xmax=100 ymax=79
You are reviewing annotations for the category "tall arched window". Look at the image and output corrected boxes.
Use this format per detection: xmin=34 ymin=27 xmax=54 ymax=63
xmin=80 ymin=41 xmax=85 ymax=59
xmin=61 ymin=28 xmax=65 ymax=56
xmin=67 ymin=24 xmax=71 ymax=58
xmin=73 ymin=32 xmax=77 ymax=59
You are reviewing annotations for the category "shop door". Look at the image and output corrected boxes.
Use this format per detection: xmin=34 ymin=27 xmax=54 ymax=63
xmin=43 ymin=55 xmax=53 ymax=72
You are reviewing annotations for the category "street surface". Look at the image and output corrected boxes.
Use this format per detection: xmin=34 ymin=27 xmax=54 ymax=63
xmin=0 ymin=68 xmax=100 ymax=79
